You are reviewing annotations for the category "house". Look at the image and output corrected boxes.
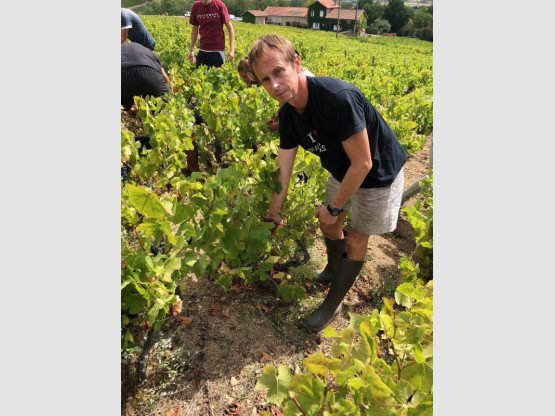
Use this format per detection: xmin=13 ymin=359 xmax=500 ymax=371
xmin=324 ymin=8 xmax=367 ymax=32
xmin=242 ymin=10 xmax=267 ymax=25
xmin=263 ymin=6 xmax=309 ymax=28
xmin=307 ymin=0 xmax=338 ymax=30
xmin=307 ymin=0 xmax=367 ymax=32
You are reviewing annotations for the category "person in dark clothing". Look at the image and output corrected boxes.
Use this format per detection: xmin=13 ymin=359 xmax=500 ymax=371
xmin=248 ymin=34 xmax=407 ymax=331
xmin=121 ymin=8 xmax=156 ymax=50
xmin=121 ymin=42 xmax=171 ymax=113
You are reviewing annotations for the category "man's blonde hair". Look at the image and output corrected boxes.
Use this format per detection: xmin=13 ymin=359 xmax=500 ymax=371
xmin=247 ymin=34 xmax=296 ymax=82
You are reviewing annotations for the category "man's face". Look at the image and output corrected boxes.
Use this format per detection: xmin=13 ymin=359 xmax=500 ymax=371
xmin=252 ymin=49 xmax=301 ymax=106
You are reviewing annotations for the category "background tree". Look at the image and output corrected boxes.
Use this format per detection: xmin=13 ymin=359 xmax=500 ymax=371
xmin=367 ymin=17 xmax=390 ymax=34
xmin=357 ymin=0 xmax=384 ymax=26
xmin=225 ymin=0 xmax=252 ymax=16
xmin=413 ymin=9 xmax=432 ymax=31
xmin=252 ymin=0 xmax=273 ymax=11
xmin=383 ymin=0 xmax=411 ymax=33
xmin=399 ymin=18 xmax=413 ymax=37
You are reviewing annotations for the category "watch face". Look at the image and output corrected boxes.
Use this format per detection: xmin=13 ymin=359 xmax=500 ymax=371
xmin=327 ymin=204 xmax=342 ymax=216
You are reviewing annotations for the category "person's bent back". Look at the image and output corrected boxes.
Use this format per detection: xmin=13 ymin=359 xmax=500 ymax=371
xmin=121 ymin=42 xmax=169 ymax=110
xmin=121 ymin=8 xmax=156 ymax=50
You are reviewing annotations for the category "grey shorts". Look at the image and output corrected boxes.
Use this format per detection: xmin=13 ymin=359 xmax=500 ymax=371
xmin=324 ymin=168 xmax=405 ymax=235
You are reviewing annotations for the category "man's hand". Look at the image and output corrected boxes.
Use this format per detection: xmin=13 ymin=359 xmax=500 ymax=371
xmin=189 ymin=51 xmax=196 ymax=64
xmin=264 ymin=212 xmax=283 ymax=227
xmin=227 ymin=50 xmax=234 ymax=61
xmin=316 ymin=205 xmax=338 ymax=226
xmin=266 ymin=112 xmax=279 ymax=131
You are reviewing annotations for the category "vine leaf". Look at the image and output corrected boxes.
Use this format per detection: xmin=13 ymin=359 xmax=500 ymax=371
xmin=255 ymin=365 xmax=292 ymax=406
xmin=126 ymin=184 xmax=169 ymax=219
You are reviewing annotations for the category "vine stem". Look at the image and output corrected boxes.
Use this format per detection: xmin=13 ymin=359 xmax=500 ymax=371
xmin=292 ymin=397 xmax=306 ymax=415
xmin=133 ymin=228 xmax=146 ymax=251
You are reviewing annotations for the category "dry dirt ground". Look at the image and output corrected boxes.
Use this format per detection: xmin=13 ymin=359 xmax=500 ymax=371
xmin=122 ymin=136 xmax=432 ymax=416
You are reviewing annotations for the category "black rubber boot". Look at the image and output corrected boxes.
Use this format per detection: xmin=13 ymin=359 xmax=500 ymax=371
xmin=316 ymin=231 xmax=347 ymax=284
xmin=306 ymin=253 xmax=364 ymax=331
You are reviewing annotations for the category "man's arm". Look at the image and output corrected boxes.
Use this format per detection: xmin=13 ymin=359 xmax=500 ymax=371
xmin=224 ymin=22 xmax=235 ymax=61
xmin=189 ymin=25 xmax=199 ymax=63
xmin=161 ymin=67 xmax=173 ymax=92
xmin=121 ymin=28 xmax=129 ymax=44
xmin=265 ymin=146 xmax=298 ymax=225
xmin=317 ymin=129 xmax=372 ymax=225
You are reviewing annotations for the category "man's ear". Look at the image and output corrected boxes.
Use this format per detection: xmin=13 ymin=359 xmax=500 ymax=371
xmin=294 ymin=54 xmax=302 ymax=72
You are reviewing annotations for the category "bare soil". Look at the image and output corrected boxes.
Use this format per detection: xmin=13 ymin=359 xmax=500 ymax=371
xmin=122 ymin=136 xmax=432 ymax=416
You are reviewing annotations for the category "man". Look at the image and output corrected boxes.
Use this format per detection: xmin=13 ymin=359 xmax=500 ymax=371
xmin=121 ymin=42 xmax=170 ymax=114
xmin=248 ymin=35 xmax=407 ymax=331
xmin=121 ymin=8 xmax=156 ymax=51
xmin=189 ymin=0 xmax=235 ymax=68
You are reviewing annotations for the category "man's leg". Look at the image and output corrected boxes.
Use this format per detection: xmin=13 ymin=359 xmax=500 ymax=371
xmin=317 ymin=211 xmax=348 ymax=283
xmin=344 ymin=226 xmax=370 ymax=261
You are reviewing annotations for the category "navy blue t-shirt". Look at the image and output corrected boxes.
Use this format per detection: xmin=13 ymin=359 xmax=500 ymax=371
xmin=121 ymin=8 xmax=155 ymax=50
xmin=279 ymin=76 xmax=407 ymax=188
xmin=121 ymin=42 xmax=163 ymax=73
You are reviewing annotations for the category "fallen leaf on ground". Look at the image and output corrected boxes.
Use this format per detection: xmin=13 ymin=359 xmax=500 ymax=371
xmin=221 ymin=311 xmax=230 ymax=318
xmin=260 ymin=351 xmax=271 ymax=363
xmin=230 ymin=285 xmax=241 ymax=293
xmin=209 ymin=303 xmax=223 ymax=316
xmin=224 ymin=399 xmax=241 ymax=415
xmin=187 ymin=368 xmax=198 ymax=380
xmin=257 ymin=304 xmax=269 ymax=314
xmin=171 ymin=300 xmax=183 ymax=316
xmin=176 ymin=316 xmax=193 ymax=329
xmin=166 ymin=407 xmax=181 ymax=416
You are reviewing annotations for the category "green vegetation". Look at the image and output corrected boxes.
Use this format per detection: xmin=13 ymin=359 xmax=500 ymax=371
xmin=121 ymin=0 xmax=149 ymax=8
xmin=121 ymin=18 xmax=433 ymax=410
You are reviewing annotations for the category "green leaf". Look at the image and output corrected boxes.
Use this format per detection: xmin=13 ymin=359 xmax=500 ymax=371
xmin=277 ymin=284 xmax=307 ymax=302
xmin=323 ymin=326 xmax=338 ymax=338
xmin=394 ymin=379 xmax=414 ymax=404
xmin=136 ymin=219 xmax=159 ymax=235
xmin=193 ymin=255 xmax=210 ymax=276
xmin=400 ymin=363 xmax=433 ymax=393
xmin=288 ymin=374 xmax=325 ymax=414
xmin=147 ymin=303 xmax=162 ymax=326
xmin=255 ymin=365 xmax=292 ymax=406
xmin=405 ymin=327 xmax=426 ymax=344
xmin=412 ymin=343 xmax=425 ymax=364
xmin=161 ymin=257 xmax=181 ymax=283
xmin=395 ymin=290 xmax=413 ymax=308
xmin=126 ymin=185 xmax=169 ymax=219
xmin=302 ymin=353 xmax=329 ymax=377
xmin=351 ymin=365 xmax=394 ymax=401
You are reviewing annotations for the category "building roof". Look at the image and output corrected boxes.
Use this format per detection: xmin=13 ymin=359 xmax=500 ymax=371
xmin=309 ymin=0 xmax=339 ymax=9
xmin=245 ymin=10 xmax=267 ymax=17
xmin=326 ymin=9 xmax=366 ymax=21
xmin=263 ymin=6 xmax=309 ymax=18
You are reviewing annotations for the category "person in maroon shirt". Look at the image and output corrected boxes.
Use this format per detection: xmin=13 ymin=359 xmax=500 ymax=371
xmin=189 ymin=0 xmax=235 ymax=68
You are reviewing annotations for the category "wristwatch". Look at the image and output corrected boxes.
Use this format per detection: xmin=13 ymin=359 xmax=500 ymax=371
xmin=326 ymin=203 xmax=344 ymax=216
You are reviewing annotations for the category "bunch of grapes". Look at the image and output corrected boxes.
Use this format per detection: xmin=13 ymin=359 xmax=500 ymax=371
xmin=121 ymin=162 xmax=132 ymax=184
xmin=150 ymin=240 xmax=165 ymax=256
